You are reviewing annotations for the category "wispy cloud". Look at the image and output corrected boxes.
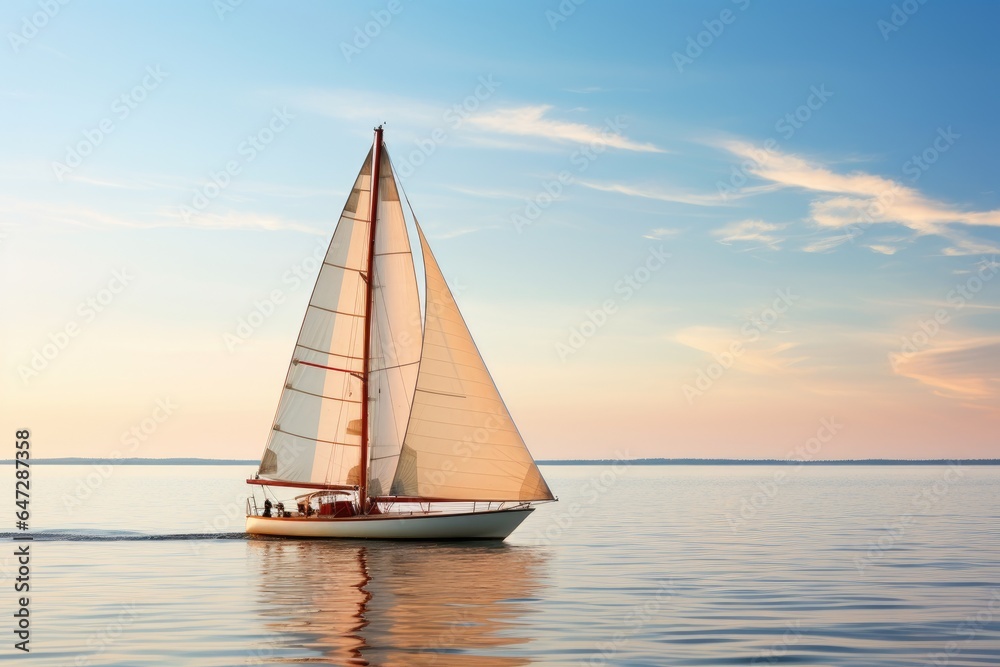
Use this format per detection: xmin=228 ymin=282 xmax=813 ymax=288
xmin=643 ymin=227 xmax=682 ymax=240
xmin=720 ymin=140 xmax=1000 ymax=255
xmin=867 ymin=244 xmax=899 ymax=255
xmin=941 ymin=235 xmax=1000 ymax=257
xmin=580 ymin=180 xmax=782 ymax=206
xmin=467 ymin=105 xmax=665 ymax=153
xmin=290 ymin=89 xmax=663 ymax=154
xmin=802 ymin=234 xmax=854 ymax=253
xmin=712 ymin=219 xmax=787 ymax=250
xmin=580 ymin=181 xmax=727 ymax=206
xmin=156 ymin=209 xmax=326 ymax=234
xmin=1 ymin=194 xmax=323 ymax=234
xmin=675 ymin=325 xmax=803 ymax=375
xmin=892 ymin=337 xmax=1000 ymax=401
xmin=68 ymin=174 xmax=146 ymax=190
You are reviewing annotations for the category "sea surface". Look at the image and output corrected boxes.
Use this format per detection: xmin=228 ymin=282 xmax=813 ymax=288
xmin=2 ymin=464 xmax=999 ymax=666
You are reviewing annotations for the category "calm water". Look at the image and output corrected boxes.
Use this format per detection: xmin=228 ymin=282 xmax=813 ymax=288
xmin=2 ymin=464 xmax=1000 ymax=666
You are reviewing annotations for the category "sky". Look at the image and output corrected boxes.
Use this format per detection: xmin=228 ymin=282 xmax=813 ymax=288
xmin=2 ymin=1 xmax=999 ymax=461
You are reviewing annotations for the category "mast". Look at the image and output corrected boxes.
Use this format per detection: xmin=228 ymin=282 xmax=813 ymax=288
xmin=359 ymin=125 xmax=383 ymax=513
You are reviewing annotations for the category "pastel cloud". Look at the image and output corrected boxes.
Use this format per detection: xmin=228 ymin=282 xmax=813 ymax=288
xmin=579 ymin=180 xmax=783 ymax=206
xmin=1 ymin=194 xmax=323 ymax=234
xmin=891 ymin=337 xmax=1000 ymax=400
xmin=675 ymin=325 xmax=803 ymax=376
xmin=642 ymin=227 xmax=682 ymax=240
xmin=467 ymin=105 xmax=665 ymax=153
xmin=580 ymin=181 xmax=726 ymax=206
xmin=867 ymin=244 xmax=899 ymax=255
xmin=720 ymin=140 xmax=1000 ymax=255
xmin=712 ymin=219 xmax=787 ymax=250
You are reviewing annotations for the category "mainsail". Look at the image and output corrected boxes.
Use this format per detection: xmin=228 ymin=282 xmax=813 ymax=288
xmin=257 ymin=135 xmax=551 ymax=504
xmin=257 ymin=150 xmax=376 ymax=488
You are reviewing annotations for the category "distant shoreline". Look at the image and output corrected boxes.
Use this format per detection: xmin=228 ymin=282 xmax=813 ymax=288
xmin=2 ymin=457 xmax=997 ymax=466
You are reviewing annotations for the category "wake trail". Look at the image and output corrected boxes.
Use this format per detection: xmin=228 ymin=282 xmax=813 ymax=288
xmin=1 ymin=530 xmax=250 ymax=542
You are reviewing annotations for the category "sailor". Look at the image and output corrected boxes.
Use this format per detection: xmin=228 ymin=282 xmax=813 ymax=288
xmin=263 ymin=498 xmax=272 ymax=517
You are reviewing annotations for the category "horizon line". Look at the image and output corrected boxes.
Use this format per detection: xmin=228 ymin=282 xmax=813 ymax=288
xmin=3 ymin=457 xmax=997 ymax=465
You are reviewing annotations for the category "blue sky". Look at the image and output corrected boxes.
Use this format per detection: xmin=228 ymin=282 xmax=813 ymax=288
xmin=2 ymin=1 xmax=999 ymax=460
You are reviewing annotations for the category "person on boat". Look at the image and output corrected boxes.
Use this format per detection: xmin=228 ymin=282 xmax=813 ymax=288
xmin=263 ymin=498 xmax=272 ymax=517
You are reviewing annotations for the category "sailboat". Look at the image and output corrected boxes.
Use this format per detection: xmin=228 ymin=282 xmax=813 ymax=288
xmin=245 ymin=126 xmax=555 ymax=539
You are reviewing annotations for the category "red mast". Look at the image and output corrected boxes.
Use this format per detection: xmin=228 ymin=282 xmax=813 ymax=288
xmin=358 ymin=125 xmax=383 ymax=514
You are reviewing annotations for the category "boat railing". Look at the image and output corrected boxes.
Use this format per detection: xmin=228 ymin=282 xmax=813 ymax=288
xmin=244 ymin=496 xmax=537 ymax=518
xmin=377 ymin=500 xmax=534 ymax=515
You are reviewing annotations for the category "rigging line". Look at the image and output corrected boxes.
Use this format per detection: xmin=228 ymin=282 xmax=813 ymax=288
xmin=273 ymin=426 xmax=362 ymax=448
xmin=402 ymin=468 xmax=533 ymax=484
xmin=415 ymin=387 xmax=467 ymax=398
xmin=322 ymin=260 xmax=365 ymax=273
xmin=307 ymin=303 xmax=365 ymax=318
xmin=406 ymin=414 xmax=517 ymax=431
xmin=369 ymin=360 xmax=419 ymax=373
xmin=297 ymin=360 xmax=360 ymax=375
xmin=415 ymin=364 xmax=498 ymax=381
xmin=294 ymin=342 xmax=366 ymax=360
xmin=284 ymin=385 xmax=363 ymax=403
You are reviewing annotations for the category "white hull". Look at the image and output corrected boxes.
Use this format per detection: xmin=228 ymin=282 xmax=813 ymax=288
xmin=245 ymin=507 xmax=534 ymax=540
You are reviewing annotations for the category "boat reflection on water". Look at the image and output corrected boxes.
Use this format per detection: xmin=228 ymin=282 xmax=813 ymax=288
xmin=247 ymin=539 xmax=548 ymax=666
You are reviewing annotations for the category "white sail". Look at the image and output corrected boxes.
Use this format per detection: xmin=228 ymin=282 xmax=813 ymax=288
xmin=257 ymin=151 xmax=375 ymax=487
xmin=367 ymin=155 xmax=422 ymax=497
xmin=390 ymin=224 xmax=554 ymax=502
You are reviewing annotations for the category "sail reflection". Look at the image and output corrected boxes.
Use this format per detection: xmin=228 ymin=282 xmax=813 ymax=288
xmin=248 ymin=540 xmax=548 ymax=666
